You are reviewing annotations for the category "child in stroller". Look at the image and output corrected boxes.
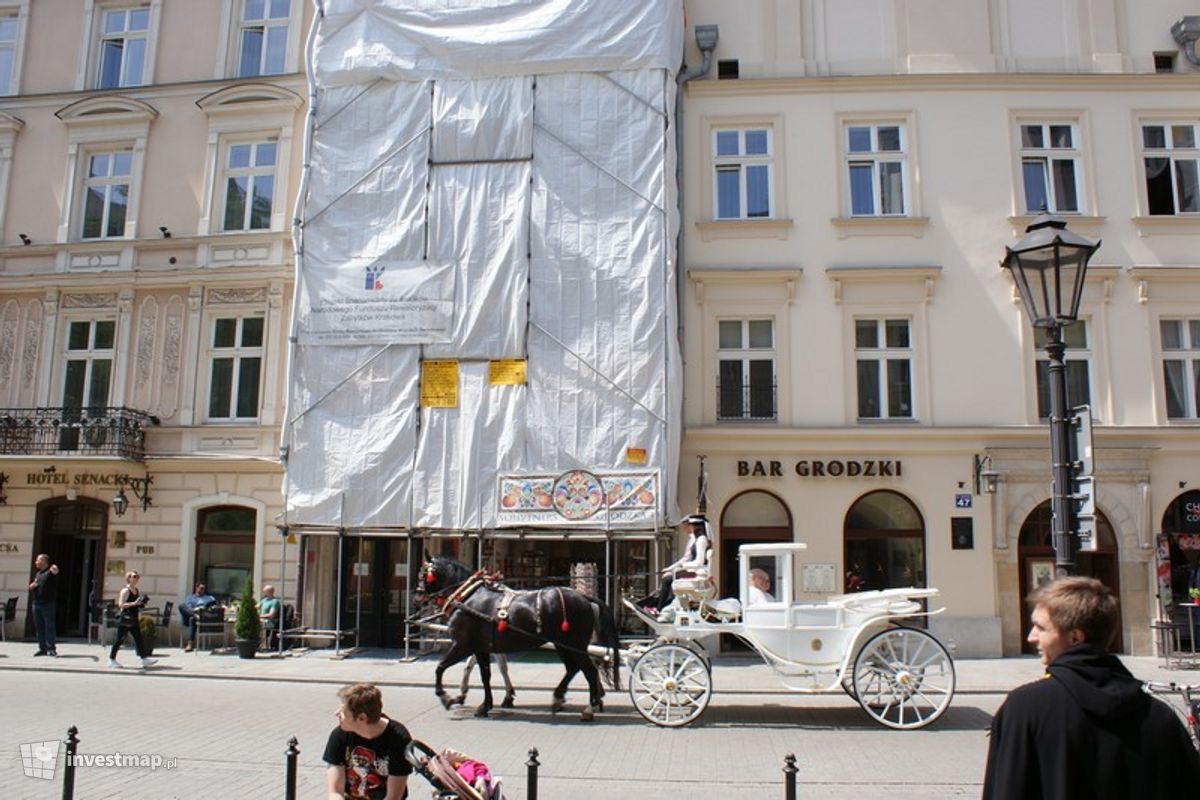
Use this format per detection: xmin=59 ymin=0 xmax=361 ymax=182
xmin=405 ymin=740 xmax=504 ymax=800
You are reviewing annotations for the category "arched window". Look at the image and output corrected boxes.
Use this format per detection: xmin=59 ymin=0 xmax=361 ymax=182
xmin=195 ymin=505 xmax=255 ymax=601
xmin=843 ymin=490 xmax=925 ymax=592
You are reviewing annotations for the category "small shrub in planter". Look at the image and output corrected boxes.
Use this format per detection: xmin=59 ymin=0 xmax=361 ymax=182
xmin=234 ymin=576 xmax=261 ymax=659
xmin=138 ymin=616 xmax=157 ymax=656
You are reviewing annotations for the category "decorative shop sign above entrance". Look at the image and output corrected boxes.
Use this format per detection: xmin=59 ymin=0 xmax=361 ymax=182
xmin=736 ymin=459 xmax=903 ymax=478
xmin=496 ymin=471 xmax=659 ymax=528
xmin=23 ymin=471 xmax=139 ymax=486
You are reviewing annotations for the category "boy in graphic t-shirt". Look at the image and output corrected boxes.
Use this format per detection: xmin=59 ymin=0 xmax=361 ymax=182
xmin=323 ymin=683 xmax=413 ymax=800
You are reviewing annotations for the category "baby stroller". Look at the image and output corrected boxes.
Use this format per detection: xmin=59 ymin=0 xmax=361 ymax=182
xmin=405 ymin=740 xmax=505 ymax=800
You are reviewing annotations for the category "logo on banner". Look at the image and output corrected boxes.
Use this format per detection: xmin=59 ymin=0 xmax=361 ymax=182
xmin=363 ymin=266 xmax=385 ymax=291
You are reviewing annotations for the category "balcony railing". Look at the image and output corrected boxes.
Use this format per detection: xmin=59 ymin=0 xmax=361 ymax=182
xmin=0 ymin=407 xmax=159 ymax=461
xmin=716 ymin=383 xmax=777 ymax=421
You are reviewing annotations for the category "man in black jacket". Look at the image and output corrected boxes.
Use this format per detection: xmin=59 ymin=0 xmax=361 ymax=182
xmin=982 ymin=576 xmax=1200 ymax=799
xmin=28 ymin=553 xmax=60 ymax=657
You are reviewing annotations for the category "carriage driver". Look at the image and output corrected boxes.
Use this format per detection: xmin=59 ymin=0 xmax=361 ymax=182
xmin=640 ymin=513 xmax=711 ymax=621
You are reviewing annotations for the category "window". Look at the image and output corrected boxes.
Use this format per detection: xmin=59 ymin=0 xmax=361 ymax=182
xmin=846 ymin=124 xmax=907 ymax=216
xmin=1142 ymin=122 xmax=1199 ymax=215
xmin=717 ymin=318 xmax=775 ymax=420
xmin=1019 ymin=123 xmax=1080 ymax=214
xmin=81 ymin=149 xmax=131 ymax=240
xmin=1034 ymin=320 xmax=1091 ymax=419
xmin=96 ymin=6 xmax=148 ymax=89
xmin=61 ymin=320 xmax=114 ymax=449
xmin=1161 ymin=318 xmax=1200 ymax=419
xmin=221 ymin=140 xmax=276 ymax=231
xmin=237 ymin=0 xmax=291 ymax=77
xmin=0 ymin=10 xmax=19 ymax=96
xmin=207 ymin=315 xmax=263 ymax=420
xmin=713 ymin=128 xmax=772 ymax=220
xmin=195 ymin=505 xmax=256 ymax=603
xmin=856 ymin=318 xmax=912 ymax=419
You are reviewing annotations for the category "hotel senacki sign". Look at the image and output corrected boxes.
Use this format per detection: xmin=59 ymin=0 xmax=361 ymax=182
xmin=23 ymin=471 xmax=141 ymax=487
xmin=736 ymin=459 xmax=903 ymax=478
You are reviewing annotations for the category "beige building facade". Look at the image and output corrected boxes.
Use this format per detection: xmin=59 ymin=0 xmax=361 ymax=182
xmin=677 ymin=0 xmax=1200 ymax=656
xmin=0 ymin=0 xmax=310 ymax=643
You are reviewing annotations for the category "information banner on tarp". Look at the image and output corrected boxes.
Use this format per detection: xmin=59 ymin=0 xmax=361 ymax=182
xmin=496 ymin=471 xmax=659 ymax=528
xmin=488 ymin=359 xmax=526 ymax=385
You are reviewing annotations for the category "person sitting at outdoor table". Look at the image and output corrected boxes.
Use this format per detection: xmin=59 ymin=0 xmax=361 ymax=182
xmin=748 ymin=568 xmax=775 ymax=605
xmin=178 ymin=582 xmax=218 ymax=652
xmin=638 ymin=513 xmax=710 ymax=621
xmin=259 ymin=584 xmax=281 ymax=649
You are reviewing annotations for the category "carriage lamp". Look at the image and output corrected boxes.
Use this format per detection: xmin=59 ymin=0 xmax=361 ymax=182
xmin=112 ymin=474 xmax=154 ymax=517
xmin=1001 ymin=215 xmax=1099 ymax=578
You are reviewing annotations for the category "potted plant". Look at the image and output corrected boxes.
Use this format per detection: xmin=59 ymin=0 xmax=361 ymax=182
xmin=233 ymin=575 xmax=261 ymax=659
xmin=138 ymin=616 xmax=157 ymax=656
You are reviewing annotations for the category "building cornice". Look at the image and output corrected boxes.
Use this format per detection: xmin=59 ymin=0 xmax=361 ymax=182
xmin=686 ymin=72 xmax=1200 ymax=98
xmin=0 ymin=261 xmax=292 ymax=292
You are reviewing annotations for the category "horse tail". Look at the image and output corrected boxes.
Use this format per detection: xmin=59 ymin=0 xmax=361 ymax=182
xmin=591 ymin=597 xmax=621 ymax=692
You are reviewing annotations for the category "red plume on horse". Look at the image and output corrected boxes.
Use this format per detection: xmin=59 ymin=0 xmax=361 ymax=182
xmin=416 ymin=555 xmax=621 ymax=721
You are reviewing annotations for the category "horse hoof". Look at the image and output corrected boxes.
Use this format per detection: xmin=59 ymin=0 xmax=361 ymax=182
xmin=438 ymin=694 xmax=454 ymax=711
xmin=580 ymin=708 xmax=595 ymax=722
xmin=474 ymin=706 xmax=490 ymax=718
xmin=501 ymin=697 xmax=515 ymax=709
xmin=596 ymin=700 xmax=604 ymax=713
xmin=551 ymin=698 xmax=565 ymax=714
xmin=453 ymin=695 xmax=466 ymax=707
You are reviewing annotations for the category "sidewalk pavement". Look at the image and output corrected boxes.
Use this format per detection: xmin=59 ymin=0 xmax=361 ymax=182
xmin=2 ymin=639 xmax=1197 ymax=694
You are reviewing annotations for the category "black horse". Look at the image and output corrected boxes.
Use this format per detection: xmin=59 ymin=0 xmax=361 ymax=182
xmin=417 ymin=556 xmax=621 ymax=721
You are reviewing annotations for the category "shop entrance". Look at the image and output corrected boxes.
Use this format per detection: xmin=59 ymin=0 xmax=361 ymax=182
xmin=1158 ymin=491 xmax=1200 ymax=648
xmin=1017 ymin=500 xmax=1122 ymax=653
xmin=340 ymin=536 xmax=411 ymax=648
xmin=719 ymin=490 xmax=791 ymax=651
xmin=29 ymin=498 xmax=108 ymax=638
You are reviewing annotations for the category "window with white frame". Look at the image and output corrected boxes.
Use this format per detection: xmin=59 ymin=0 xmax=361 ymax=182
xmin=96 ymin=5 xmax=149 ymax=89
xmin=1161 ymin=318 xmax=1200 ymax=419
xmin=855 ymin=318 xmax=913 ymax=419
xmin=207 ymin=315 xmax=264 ymax=420
xmin=713 ymin=128 xmax=772 ymax=220
xmin=1019 ymin=122 xmax=1081 ymax=214
xmin=845 ymin=123 xmax=908 ymax=216
xmin=60 ymin=319 xmax=115 ymax=449
xmin=717 ymin=318 xmax=776 ymax=420
xmin=1034 ymin=320 xmax=1091 ymax=419
xmin=237 ymin=0 xmax=291 ymax=78
xmin=1142 ymin=121 xmax=1199 ymax=215
xmin=0 ymin=10 xmax=19 ymax=96
xmin=81 ymin=149 xmax=132 ymax=240
xmin=221 ymin=139 xmax=276 ymax=231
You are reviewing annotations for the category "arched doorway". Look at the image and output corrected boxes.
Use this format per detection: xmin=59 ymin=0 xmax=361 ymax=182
xmin=29 ymin=498 xmax=109 ymax=638
xmin=194 ymin=505 xmax=256 ymax=602
xmin=1017 ymin=500 xmax=1122 ymax=652
xmin=1159 ymin=491 xmax=1200 ymax=646
xmin=718 ymin=490 xmax=792 ymax=597
xmin=843 ymin=490 xmax=925 ymax=593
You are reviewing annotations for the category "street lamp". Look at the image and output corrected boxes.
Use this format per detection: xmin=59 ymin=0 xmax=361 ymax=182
xmin=1002 ymin=215 xmax=1100 ymax=578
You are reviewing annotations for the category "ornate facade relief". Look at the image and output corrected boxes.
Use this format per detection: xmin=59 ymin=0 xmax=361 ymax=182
xmin=134 ymin=296 xmax=160 ymax=408
xmin=159 ymin=294 xmax=185 ymax=420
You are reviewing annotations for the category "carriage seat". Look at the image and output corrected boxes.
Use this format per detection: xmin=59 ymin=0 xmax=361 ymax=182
xmin=670 ymin=548 xmax=715 ymax=609
xmin=700 ymin=597 xmax=742 ymax=623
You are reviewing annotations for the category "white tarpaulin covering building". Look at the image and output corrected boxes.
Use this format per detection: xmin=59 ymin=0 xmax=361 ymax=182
xmin=283 ymin=0 xmax=684 ymax=531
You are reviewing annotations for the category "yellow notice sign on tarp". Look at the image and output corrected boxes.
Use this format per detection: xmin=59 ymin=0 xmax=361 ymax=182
xmin=625 ymin=447 xmax=647 ymax=464
xmin=488 ymin=359 xmax=526 ymax=386
xmin=421 ymin=360 xmax=458 ymax=407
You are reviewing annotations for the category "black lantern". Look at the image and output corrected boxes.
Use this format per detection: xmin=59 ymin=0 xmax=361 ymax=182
xmin=111 ymin=475 xmax=153 ymax=517
xmin=1002 ymin=216 xmax=1099 ymax=578
xmin=1001 ymin=215 xmax=1099 ymax=329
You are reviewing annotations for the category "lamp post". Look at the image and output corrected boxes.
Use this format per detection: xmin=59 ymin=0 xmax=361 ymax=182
xmin=1001 ymin=215 xmax=1099 ymax=579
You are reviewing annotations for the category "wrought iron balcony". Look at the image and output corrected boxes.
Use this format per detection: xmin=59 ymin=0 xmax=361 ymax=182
xmin=716 ymin=383 xmax=777 ymax=421
xmin=0 ymin=407 xmax=160 ymax=461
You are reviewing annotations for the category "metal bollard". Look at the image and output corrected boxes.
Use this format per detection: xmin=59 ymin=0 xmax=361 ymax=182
xmin=285 ymin=736 xmax=300 ymax=800
xmin=783 ymin=753 xmax=798 ymax=800
xmin=62 ymin=726 xmax=79 ymax=800
xmin=526 ymin=746 xmax=540 ymax=800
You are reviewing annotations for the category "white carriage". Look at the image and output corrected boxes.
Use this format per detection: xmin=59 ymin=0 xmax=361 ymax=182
xmin=622 ymin=543 xmax=956 ymax=729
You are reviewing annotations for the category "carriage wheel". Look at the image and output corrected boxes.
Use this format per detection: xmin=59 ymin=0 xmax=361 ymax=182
xmin=851 ymin=627 xmax=955 ymax=730
xmin=629 ymin=643 xmax=712 ymax=727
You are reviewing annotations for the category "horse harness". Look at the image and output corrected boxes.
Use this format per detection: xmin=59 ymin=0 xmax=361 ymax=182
xmin=439 ymin=569 xmax=572 ymax=636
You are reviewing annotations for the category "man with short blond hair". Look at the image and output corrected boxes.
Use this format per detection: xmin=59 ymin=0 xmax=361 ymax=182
xmin=982 ymin=576 xmax=1199 ymax=799
xmin=323 ymin=683 xmax=412 ymax=800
